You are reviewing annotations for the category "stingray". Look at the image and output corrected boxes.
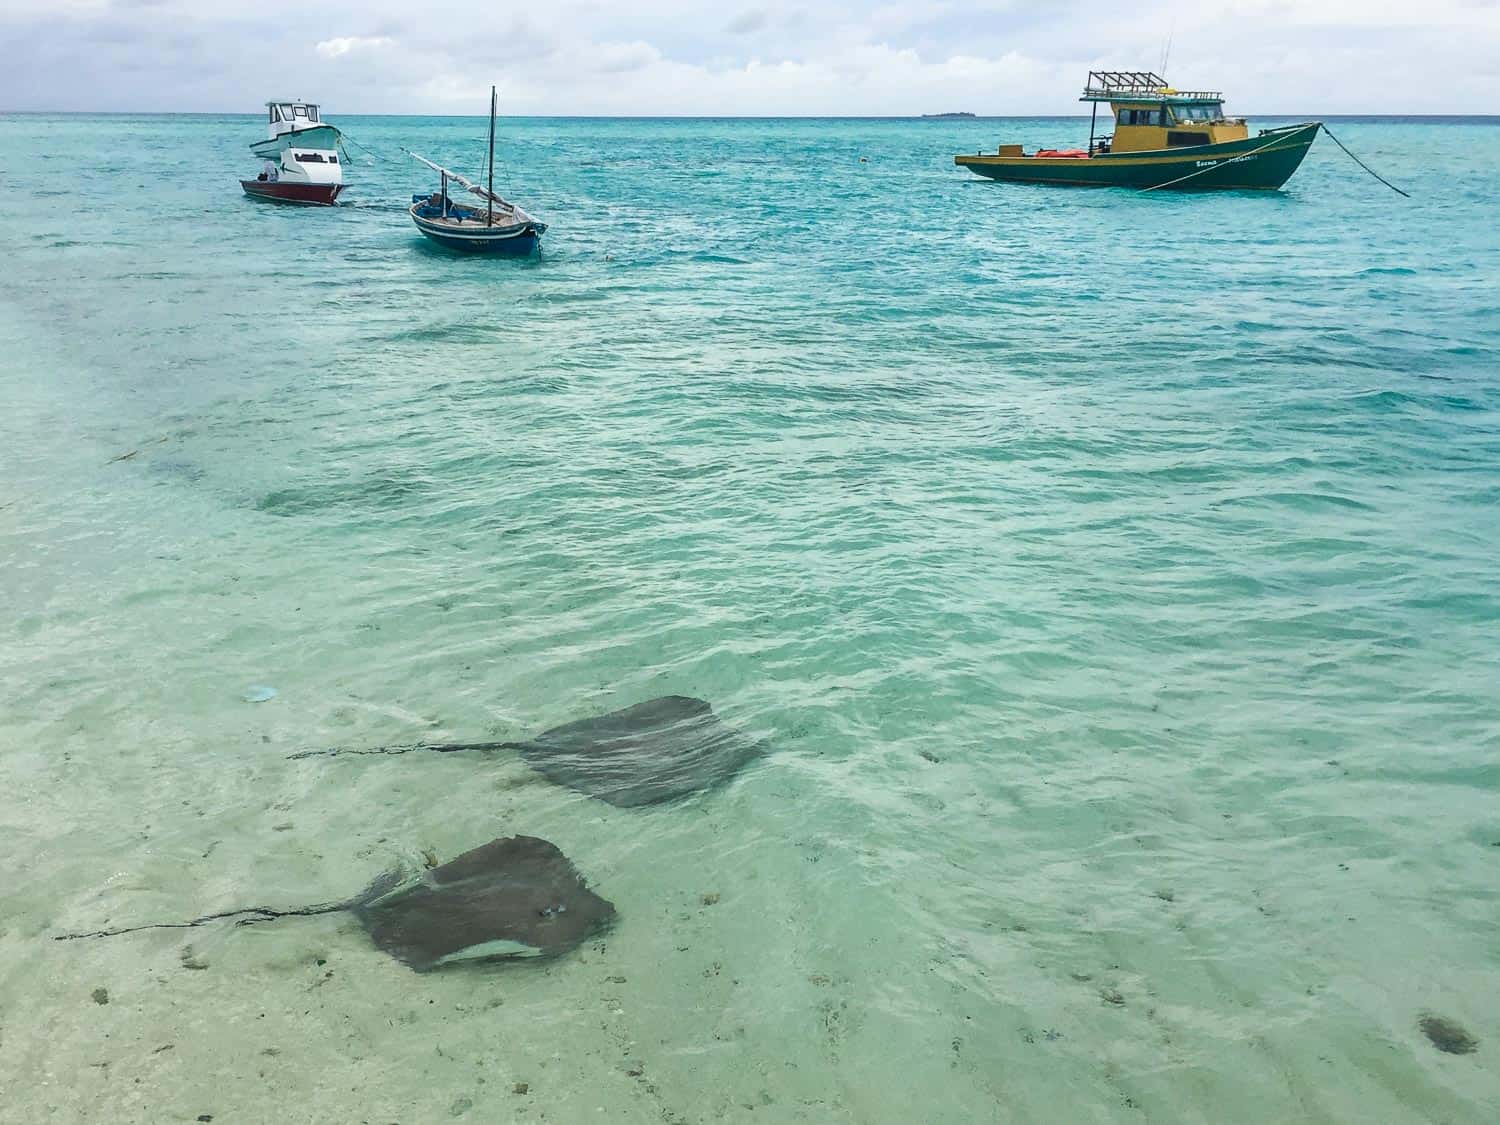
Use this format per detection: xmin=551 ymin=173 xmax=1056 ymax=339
xmin=56 ymin=836 xmax=615 ymax=971
xmin=293 ymin=695 xmax=763 ymax=808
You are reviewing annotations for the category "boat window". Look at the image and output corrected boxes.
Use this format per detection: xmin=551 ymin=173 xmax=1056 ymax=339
xmin=1116 ymin=108 xmax=1164 ymax=126
xmin=1174 ymin=104 xmax=1226 ymax=122
xmin=279 ymin=103 xmax=296 ymax=120
xmin=297 ymin=152 xmax=326 ymax=162
xmin=269 ymin=105 xmax=279 ymax=123
xmin=307 ymin=106 xmax=319 ymax=122
xmin=328 ymin=154 xmax=338 ymax=163
xmin=293 ymin=105 xmax=308 ymax=118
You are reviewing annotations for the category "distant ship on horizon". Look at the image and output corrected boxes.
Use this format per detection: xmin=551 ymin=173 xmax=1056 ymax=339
xmin=920 ymin=112 xmax=976 ymax=119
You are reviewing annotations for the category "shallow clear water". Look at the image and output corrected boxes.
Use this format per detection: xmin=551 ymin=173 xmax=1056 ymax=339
xmin=2 ymin=113 xmax=1498 ymax=1122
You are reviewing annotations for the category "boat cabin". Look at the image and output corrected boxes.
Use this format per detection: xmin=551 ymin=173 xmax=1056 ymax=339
xmin=1082 ymin=71 xmax=1247 ymax=154
xmin=265 ymin=101 xmax=323 ymax=138
xmin=258 ymin=148 xmax=343 ymax=187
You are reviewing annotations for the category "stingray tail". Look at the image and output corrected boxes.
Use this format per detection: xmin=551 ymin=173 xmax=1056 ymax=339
xmin=54 ymin=900 xmax=348 ymax=941
xmin=288 ymin=740 xmax=522 ymax=761
xmin=345 ymin=865 xmax=412 ymax=912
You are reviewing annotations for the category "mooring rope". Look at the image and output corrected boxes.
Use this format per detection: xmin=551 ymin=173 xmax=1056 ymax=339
xmin=1319 ymin=124 xmax=1410 ymax=198
xmin=1138 ymin=123 xmax=1410 ymax=197
xmin=338 ymin=130 xmax=407 ymax=168
xmin=1138 ymin=128 xmax=1299 ymax=193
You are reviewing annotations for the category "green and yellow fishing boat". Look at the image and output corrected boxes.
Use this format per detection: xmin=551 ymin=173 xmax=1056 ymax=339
xmin=956 ymin=71 xmax=1320 ymax=191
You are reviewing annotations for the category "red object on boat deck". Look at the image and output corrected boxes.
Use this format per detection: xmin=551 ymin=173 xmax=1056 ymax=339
xmin=1034 ymin=149 xmax=1089 ymax=159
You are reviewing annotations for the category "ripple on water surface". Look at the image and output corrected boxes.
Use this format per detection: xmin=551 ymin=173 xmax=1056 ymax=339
xmin=0 ymin=114 xmax=1498 ymax=1123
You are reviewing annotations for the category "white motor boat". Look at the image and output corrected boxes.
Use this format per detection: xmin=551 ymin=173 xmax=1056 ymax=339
xmin=241 ymin=148 xmax=345 ymax=205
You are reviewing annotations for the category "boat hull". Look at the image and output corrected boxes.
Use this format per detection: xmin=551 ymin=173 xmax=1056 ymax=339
xmin=409 ymin=206 xmax=546 ymax=256
xmin=250 ymin=125 xmax=343 ymax=160
xmin=241 ymin=180 xmax=344 ymax=206
xmin=955 ymin=123 xmax=1321 ymax=191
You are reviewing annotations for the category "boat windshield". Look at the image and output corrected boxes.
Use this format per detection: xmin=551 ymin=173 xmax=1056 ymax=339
xmin=278 ymin=103 xmax=296 ymax=120
xmin=306 ymin=106 xmax=319 ymax=122
xmin=1174 ymin=104 xmax=1226 ymax=122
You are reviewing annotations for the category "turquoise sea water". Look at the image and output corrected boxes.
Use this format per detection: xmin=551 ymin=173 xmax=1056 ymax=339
xmin=2 ymin=113 xmax=1499 ymax=1122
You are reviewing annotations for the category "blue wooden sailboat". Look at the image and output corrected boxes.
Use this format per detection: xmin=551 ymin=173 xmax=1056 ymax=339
xmin=408 ymin=87 xmax=545 ymax=256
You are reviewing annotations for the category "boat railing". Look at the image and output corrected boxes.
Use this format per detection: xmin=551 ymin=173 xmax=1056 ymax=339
xmin=1080 ymin=71 xmax=1223 ymax=102
xmin=1083 ymin=85 xmax=1225 ymax=102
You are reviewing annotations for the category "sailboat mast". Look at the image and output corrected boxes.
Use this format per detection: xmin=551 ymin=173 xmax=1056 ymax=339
xmin=487 ymin=85 xmax=496 ymax=228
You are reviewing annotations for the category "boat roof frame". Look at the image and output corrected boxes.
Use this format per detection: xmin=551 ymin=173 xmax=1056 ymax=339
xmin=1080 ymin=71 xmax=1223 ymax=104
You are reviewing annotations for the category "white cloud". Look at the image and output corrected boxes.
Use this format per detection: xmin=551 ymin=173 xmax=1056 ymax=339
xmin=315 ymin=35 xmax=396 ymax=59
xmin=0 ymin=1 xmax=1496 ymax=113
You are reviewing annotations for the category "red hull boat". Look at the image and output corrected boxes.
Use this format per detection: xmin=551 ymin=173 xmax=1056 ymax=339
xmin=240 ymin=179 xmax=343 ymax=206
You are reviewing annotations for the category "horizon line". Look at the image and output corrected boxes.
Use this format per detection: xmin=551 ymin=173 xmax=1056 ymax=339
xmin=4 ymin=110 xmax=1499 ymax=120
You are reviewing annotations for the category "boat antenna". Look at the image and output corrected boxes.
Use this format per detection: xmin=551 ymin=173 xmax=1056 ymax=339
xmin=487 ymin=84 xmax=496 ymax=228
xmin=1159 ymin=18 xmax=1175 ymax=80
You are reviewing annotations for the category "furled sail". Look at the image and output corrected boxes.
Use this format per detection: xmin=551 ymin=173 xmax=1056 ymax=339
xmin=406 ymin=151 xmax=523 ymax=217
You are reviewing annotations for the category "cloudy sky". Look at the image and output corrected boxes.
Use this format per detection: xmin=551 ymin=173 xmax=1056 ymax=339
xmin=4 ymin=0 xmax=1497 ymax=115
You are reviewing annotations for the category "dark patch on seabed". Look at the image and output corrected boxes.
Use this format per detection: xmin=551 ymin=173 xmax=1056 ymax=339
xmin=1419 ymin=1013 xmax=1479 ymax=1055
xmin=256 ymin=472 xmax=432 ymax=517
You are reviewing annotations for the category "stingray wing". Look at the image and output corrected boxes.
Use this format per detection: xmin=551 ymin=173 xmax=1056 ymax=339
xmin=518 ymin=696 xmax=762 ymax=807
xmin=353 ymin=836 xmax=615 ymax=971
